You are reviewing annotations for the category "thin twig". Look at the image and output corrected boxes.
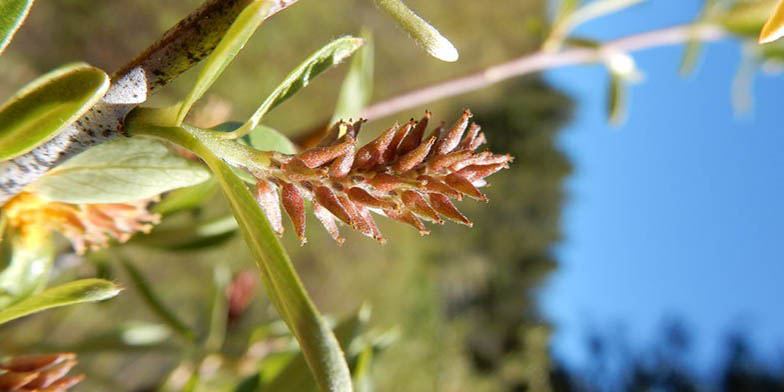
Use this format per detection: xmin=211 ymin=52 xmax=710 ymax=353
xmin=360 ymin=24 xmax=726 ymax=121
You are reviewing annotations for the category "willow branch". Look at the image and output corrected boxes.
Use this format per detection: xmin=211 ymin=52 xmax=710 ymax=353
xmin=359 ymin=23 xmax=726 ymax=121
xmin=0 ymin=0 xmax=299 ymax=204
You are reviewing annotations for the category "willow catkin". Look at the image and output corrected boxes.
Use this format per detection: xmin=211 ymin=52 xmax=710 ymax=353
xmin=252 ymin=110 xmax=513 ymax=245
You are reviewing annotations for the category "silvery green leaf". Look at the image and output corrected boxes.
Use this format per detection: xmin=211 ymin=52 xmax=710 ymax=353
xmin=374 ymin=0 xmax=458 ymax=62
xmin=28 ymin=137 xmax=210 ymax=204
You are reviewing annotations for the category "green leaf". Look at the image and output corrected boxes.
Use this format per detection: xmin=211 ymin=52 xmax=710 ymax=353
xmin=760 ymin=0 xmax=784 ymax=43
xmin=120 ymin=258 xmax=195 ymax=341
xmin=0 ymin=278 xmax=121 ymax=325
xmin=204 ymin=265 xmax=230 ymax=352
xmin=0 ymin=0 xmax=33 ymax=55
xmin=260 ymin=307 xmax=370 ymax=392
xmin=0 ymin=62 xmax=109 ymax=161
xmin=246 ymin=125 xmax=298 ymax=154
xmin=722 ymin=0 xmax=778 ymax=37
xmin=0 ymin=231 xmax=55 ymax=308
xmin=175 ymin=0 xmax=279 ymax=125
xmin=48 ymin=322 xmax=176 ymax=353
xmin=607 ymin=72 xmax=627 ymax=126
xmin=154 ymin=176 xmax=219 ymax=215
xmin=227 ymin=36 xmax=365 ymax=139
xmin=374 ymin=0 xmax=458 ymax=62
xmin=134 ymin=215 xmax=237 ymax=251
xmin=128 ymin=122 xmax=352 ymax=392
xmin=215 ymin=121 xmax=298 ymax=154
xmin=28 ymin=136 xmax=211 ymax=204
xmin=544 ymin=0 xmax=644 ymax=50
xmin=331 ymin=30 xmax=374 ymax=125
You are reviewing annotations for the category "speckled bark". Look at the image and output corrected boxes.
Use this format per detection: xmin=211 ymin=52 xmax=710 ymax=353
xmin=0 ymin=0 xmax=299 ymax=204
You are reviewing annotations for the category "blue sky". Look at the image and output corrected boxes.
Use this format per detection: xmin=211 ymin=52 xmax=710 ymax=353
xmin=540 ymin=0 xmax=784 ymax=369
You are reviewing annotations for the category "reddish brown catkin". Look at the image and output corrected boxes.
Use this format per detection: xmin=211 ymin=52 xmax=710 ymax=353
xmin=253 ymin=110 xmax=513 ymax=245
xmin=0 ymin=353 xmax=85 ymax=392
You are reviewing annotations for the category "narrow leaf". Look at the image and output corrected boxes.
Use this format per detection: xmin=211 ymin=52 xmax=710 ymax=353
xmin=0 ymin=279 xmax=121 ymax=325
xmin=154 ymin=176 xmax=219 ymax=216
xmin=545 ymin=0 xmax=644 ymax=50
xmin=374 ymin=0 xmax=458 ymax=62
xmin=607 ymin=72 xmax=627 ymax=126
xmin=175 ymin=0 xmax=278 ymax=125
xmin=134 ymin=215 xmax=238 ymax=251
xmin=228 ymin=36 xmax=365 ymax=139
xmin=204 ymin=265 xmax=230 ymax=352
xmin=28 ymin=137 xmax=211 ymax=204
xmin=120 ymin=258 xmax=195 ymax=341
xmin=331 ymin=30 xmax=374 ymax=125
xmin=760 ymin=0 xmax=784 ymax=43
xmin=0 ymin=63 xmax=109 ymax=160
xmin=128 ymin=122 xmax=352 ymax=392
xmin=0 ymin=0 xmax=33 ymax=55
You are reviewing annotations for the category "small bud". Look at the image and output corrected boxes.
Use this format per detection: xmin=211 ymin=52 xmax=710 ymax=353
xmin=384 ymin=208 xmax=429 ymax=235
xmin=428 ymin=150 xmax=473 ymax=172
xmin=419 ymin=175 xmax=462 ymax=199
xmin=457 ymin=122 xmax=481 ymax=150
xmin=256 ymin=180 xmax=283 ymax=235
xmin=429 ymin=193 xmax=472 ymax=226
xmin=298 ymin=138 xmax=355 ymax=168
xmin=401 ymin=191 xmax=442 ymax=223
xmin=445 ymin=173 xmax=487 ymax=201
xmin=398 ymin=111 xmax=430 ymax=155
xmin=25 ymin=359 xmax=78 ymax=389
xmin=329 ymin=142 xmax=356 ymax=178
xmin=314 ymin=186 xmax=352 ymax=226
xmin=281 ymin=183 xmax=307 ymax=245
xmin=313 ymin=202 xmax=344 ymax=245
xmin=454 ymin=163 xmax=508 ymax=183
xmin=353 ymin=123 xmax=398 ymax=170
xmin=393 ymin=136 xmax=437 ymax=172
xmin=348 ymin=187 xmax=398 ymax=210
xmin=434 ymin=109 xmax=471 ymax=155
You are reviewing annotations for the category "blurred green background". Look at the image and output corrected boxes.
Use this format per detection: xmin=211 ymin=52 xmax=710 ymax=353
xmin=0 ymin=1 xmax=572 ymax=391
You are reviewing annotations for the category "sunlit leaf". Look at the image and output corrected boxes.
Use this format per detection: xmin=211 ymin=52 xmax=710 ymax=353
xmin=0 ymin=231 xmax=54 ymax=308
xmin=722 ymin=0 xmax=778 ymax=37
xmin=154 ymin=177 xmax=219 ymax=216
xmin=760 ymin=0 xmax=784 ymax=43
xmin=28 ymin=137 xmax=210 ymax=204
xmin=0 ymin=278 xmax=121 ymax=325
xmin=374 ymin=0 xmax=458 ymax=62
xmin=331 ymin=30 xmax=374 ymax=125
xmin=0 ymin=63 xmax=109 ymax=161
xmin=134 ymin=215 xmax=238 ymax=251
xmin=120 ymin=258 xmax=195 ymax=341
xmin=227 ymin=36 xmax=364 ymax=139
xmin=175 ymin=0 xmax=279 ymax=125
xmin=0 ymin=0 xmax=34 ymax=55
xmin=127 ymin=122 xmax=352 ymax=392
